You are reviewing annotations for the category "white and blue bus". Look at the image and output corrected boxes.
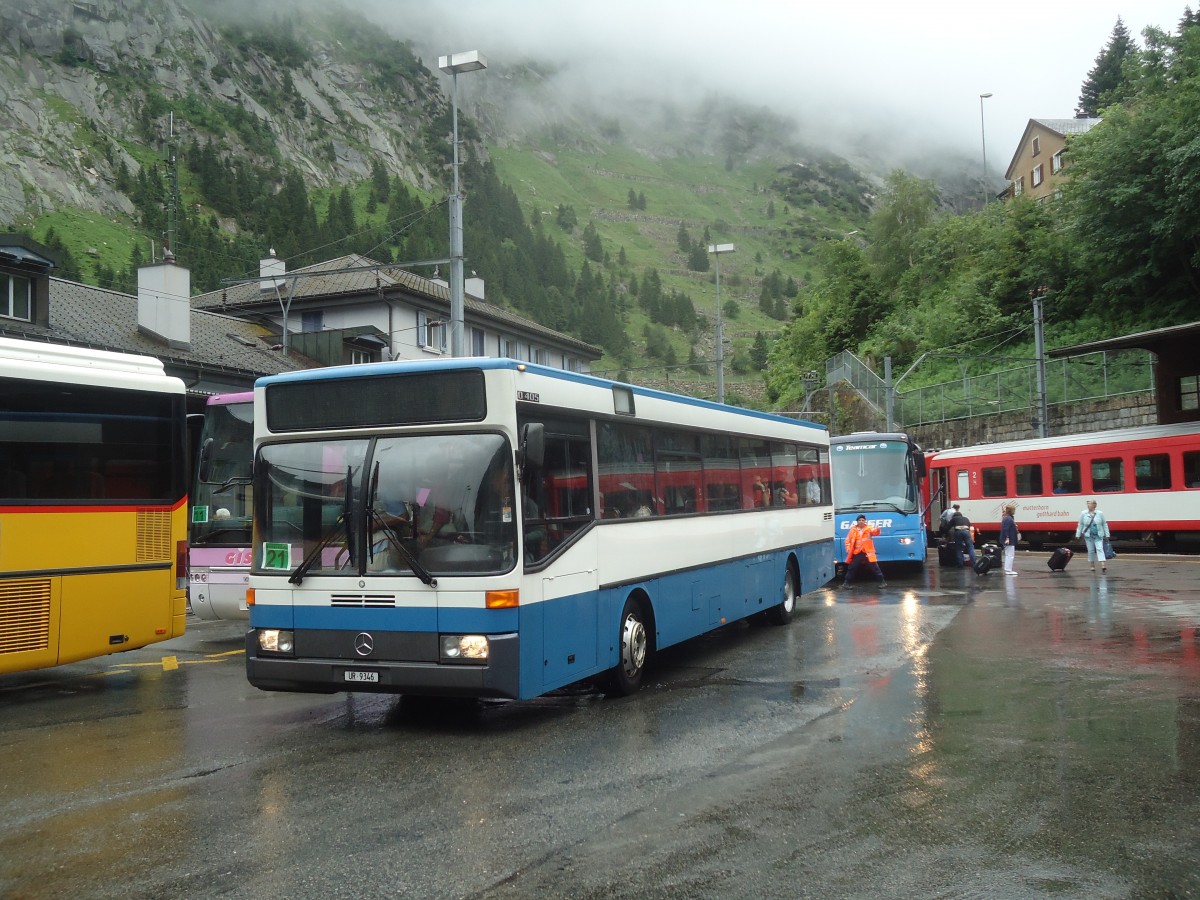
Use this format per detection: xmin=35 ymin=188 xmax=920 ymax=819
xmin=245 ymin=358 xmax=834 ymax=700
xmin=829 ymin=432 xmax=927 ymax=566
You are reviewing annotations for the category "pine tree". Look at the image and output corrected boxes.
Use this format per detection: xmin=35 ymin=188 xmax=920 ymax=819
xmin=676 ymin=222 xmax=691 ymax=254
xmin=627 ymin=188 xmax=638 ymax=210
xmin=1079 ymin=18 xmax=1137 ymax=115
xmin=582 ymin=221 xmax=603 ymax=262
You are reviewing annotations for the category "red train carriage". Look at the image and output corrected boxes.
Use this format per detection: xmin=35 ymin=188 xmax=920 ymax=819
xmin=924 ymin=422 xmax=1200 ymax=549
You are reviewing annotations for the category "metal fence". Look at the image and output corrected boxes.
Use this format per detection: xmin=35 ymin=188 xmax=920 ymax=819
xmin=828 ymin=349 xmax=1155 ymax=429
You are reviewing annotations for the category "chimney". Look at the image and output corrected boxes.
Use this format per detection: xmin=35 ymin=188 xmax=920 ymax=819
xmin=260 ymin=248 xmax=285 ymax=292
xmin=137 ymin=249 xmax=191 ymax=350
xmin=465 ymin=272 xmax=485 ymax=301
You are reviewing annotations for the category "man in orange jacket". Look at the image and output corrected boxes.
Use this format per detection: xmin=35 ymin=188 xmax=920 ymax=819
xmin=841 ymin=514 xmax=887 ymax=589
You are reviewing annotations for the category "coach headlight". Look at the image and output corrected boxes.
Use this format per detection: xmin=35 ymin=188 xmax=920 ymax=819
xmin=258 ymin=629 xmax=295 ymax=655
xmin=440 ymin=634 xmax=489 ymax=664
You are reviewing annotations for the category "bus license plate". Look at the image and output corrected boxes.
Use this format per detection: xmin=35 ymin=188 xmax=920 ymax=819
xmin=344 ymin=670 xmax=379 ymax=683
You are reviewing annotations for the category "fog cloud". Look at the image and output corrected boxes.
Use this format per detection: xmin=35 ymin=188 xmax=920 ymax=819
xmin=379 ymin=0 xmax=1186 ymax=178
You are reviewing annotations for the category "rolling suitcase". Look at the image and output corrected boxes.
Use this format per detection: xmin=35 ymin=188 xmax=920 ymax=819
xmin=980 ymin=542 xmax=1001 ymax=564
xmin=938 ymin=539 xmax=959 ymax=567
xmin=974 ymin=554 xmax=992 ymax=575
xmin=1047 ymin=547 xmax=1073 ymax=571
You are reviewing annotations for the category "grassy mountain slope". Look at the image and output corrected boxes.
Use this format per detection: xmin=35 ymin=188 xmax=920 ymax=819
xmin=488 ymin=138 xmax=870 ymax=396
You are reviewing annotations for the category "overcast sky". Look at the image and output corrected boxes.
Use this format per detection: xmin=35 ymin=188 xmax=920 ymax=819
xmin=386 ymin=0 xmax=1189 ymax=175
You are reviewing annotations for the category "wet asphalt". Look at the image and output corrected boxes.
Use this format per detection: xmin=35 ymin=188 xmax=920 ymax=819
xmin=1 ymin=550 xmax=1198 ymax=899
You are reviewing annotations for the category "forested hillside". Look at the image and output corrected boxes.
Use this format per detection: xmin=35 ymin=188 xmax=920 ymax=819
xmin=764 ymin=13 xmax=1200 ymax=409
xmin=3 ymin=1 xmax=1196 ymax=411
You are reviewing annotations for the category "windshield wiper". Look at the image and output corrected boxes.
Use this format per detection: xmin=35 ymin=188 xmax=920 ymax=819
xmin=289 ymin=467 xmax=353 ymax=585
xmin=364 ymin=461 xmax=436 ymax=587
xmin=840 ymin=501 xmax=910 ymax=514
xmin=368 ymin=507 xmax=437 ymax=587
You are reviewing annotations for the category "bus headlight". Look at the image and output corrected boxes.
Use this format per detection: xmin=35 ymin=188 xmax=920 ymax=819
xmin=258 ymin=629 xmax=295 ymax=655
xmin=440 ymin=634 xmax=489 ymax=664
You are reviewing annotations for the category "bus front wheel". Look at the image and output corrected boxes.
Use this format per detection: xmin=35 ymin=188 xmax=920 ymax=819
xmin=765 ymin=563 xmax=798 ymax=626
xmin=604 ymin=596 xmax=648 ymax=696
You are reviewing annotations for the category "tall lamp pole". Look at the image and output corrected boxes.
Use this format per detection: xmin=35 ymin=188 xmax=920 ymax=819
xmin=708 ymin=243 xmax=734 ymax=404
xmin=979 ymin=92 xmax=993 ymax=205
xmin=439 ymin=50 xmax=487 ymax=357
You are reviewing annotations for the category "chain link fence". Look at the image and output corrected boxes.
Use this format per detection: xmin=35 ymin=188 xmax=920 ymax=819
xmin=827 ymin=349 xmax=1155 ymax=429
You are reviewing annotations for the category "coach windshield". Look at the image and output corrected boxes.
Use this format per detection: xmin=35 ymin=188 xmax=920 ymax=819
xmin=254 ymin=433 xmax=517 ymax=579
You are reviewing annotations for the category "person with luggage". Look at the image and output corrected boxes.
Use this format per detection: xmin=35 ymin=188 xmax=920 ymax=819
xmin=999 ymin=503 xmax=1019 ymax=576
xmin=1074 ymin=499 xmax=1111 ymax=573
xmin=939 ymin=503 xmax=959 ymax=537
xmin=949 ymin=507 xmax=978 ymax=570
xmin=840 ymin=514 xmax=887 ymax=589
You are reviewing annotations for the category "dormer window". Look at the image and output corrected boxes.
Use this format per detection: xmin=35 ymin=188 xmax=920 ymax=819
xmin=1 ymin=273 xmax=31 ymax=321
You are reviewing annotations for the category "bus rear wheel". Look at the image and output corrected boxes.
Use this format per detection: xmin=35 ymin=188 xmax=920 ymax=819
xmin=765 ymin=564 xmax=798 ymax=626
xmin=603 ymin=597 xmax=648 ymax=696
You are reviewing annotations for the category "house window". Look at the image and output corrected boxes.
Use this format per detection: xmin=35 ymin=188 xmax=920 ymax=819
xmin=471 ymin=327 xmax=486 ymax=356
xmin=417 ymin=311 xmax=446 ymax=352
xmin=1031 ymin=164 xmax=1044 ymax=188
xmin=564 ymin=356 xmax=582 ymax=373
xmin=1051 ymin=150 xmax=1064 ymax=174
xmin=533 ymin=347 xmax=549 ymax=366
xmin=504 ymin=338 xmax=521 ymax=359
xmin=301 ymin=310 xmax=323 ymax=332
xmin=349 ymin=348 xmax=373 ymax=365
xmin=1182 ymin=375 xmax=1199 ymax=411
xmin=1 ymin=273 xmax=31 ymax=321
xmin=1031 ymin=136 xmax=1041 ymax=156
xmin=1013 ymin=176 xmax=1024 ymax=197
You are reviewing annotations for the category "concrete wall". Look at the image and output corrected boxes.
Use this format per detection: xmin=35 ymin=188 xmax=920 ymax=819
xmin=907 ymin=392 xmax=1157 ymax=451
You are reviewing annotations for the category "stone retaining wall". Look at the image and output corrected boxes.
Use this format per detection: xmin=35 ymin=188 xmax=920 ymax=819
xmin=906 ymin=392 xmax=1157 ymax=450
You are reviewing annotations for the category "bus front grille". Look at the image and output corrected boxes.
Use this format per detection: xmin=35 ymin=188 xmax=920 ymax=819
xmin=330 ymin=594 xmax=397 ymax=608
xmin=0 ymin=578 xmax=51 ymax=655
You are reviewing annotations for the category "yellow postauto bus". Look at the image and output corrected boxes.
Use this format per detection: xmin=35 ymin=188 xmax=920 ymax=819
xmin=0 ymin=336 xmax=189 ymax=674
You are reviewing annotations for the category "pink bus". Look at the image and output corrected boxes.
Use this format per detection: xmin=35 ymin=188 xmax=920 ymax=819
xmin=189 ymin=392 xmax=253 ymax=620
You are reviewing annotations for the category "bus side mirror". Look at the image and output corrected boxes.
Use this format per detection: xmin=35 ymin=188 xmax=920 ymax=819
xmin=197 ymin=437 xmax=214 ymax=483
xmin=520 ymin=423 xmax=544 ymax=479
xmin=915 ymin=454 xmax=927 ymax=479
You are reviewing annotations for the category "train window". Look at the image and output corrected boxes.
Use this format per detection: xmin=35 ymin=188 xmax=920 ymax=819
xmin=1091 ymin=457 xmax=1124 ymax=492
xmin=981 ymin=466 xmax=1007 ymax=497
xmin=1134 ymin=454 xmax=1171 ymax=491
xmin=955 ymin=469 xmax=970 ymax=500
xmin=1050 ymin=462 xmax=1081 ymax=493
xmin=1185 ymin=451 xmax=1200 ymax=488
xmin=1014 ymin=464 xmax=1043 ymax=495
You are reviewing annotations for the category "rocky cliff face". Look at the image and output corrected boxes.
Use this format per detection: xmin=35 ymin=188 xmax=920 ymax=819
xmin=0 ymin=0 xmax=445 ymax=229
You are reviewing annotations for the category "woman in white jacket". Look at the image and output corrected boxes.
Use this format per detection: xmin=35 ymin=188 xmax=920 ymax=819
xmin=1074 ymin=499 xmax=1111 ymax=573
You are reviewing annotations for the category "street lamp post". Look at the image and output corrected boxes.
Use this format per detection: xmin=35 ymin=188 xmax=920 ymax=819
xmin=439 ymin=50 xmax=487 ymax=357
xmin=708 ymin=243 xmax=734 ymax=404
xmin=979 ymin=92 xmax=993 ymax=205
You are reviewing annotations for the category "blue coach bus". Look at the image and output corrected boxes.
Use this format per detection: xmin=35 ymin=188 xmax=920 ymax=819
xmin=829 ymin=432 xmax=928 ymax=566
xmin=244 ymin=358 xmax=836 ymax=701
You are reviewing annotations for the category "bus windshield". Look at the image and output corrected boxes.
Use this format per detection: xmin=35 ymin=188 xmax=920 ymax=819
xmin=255 ymin=433 xmax=517 ymax=578
xmin=830 ymin=440 xmax=918 ymax=514
xmin=192 ymin=399 xmax=253 ymax=547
